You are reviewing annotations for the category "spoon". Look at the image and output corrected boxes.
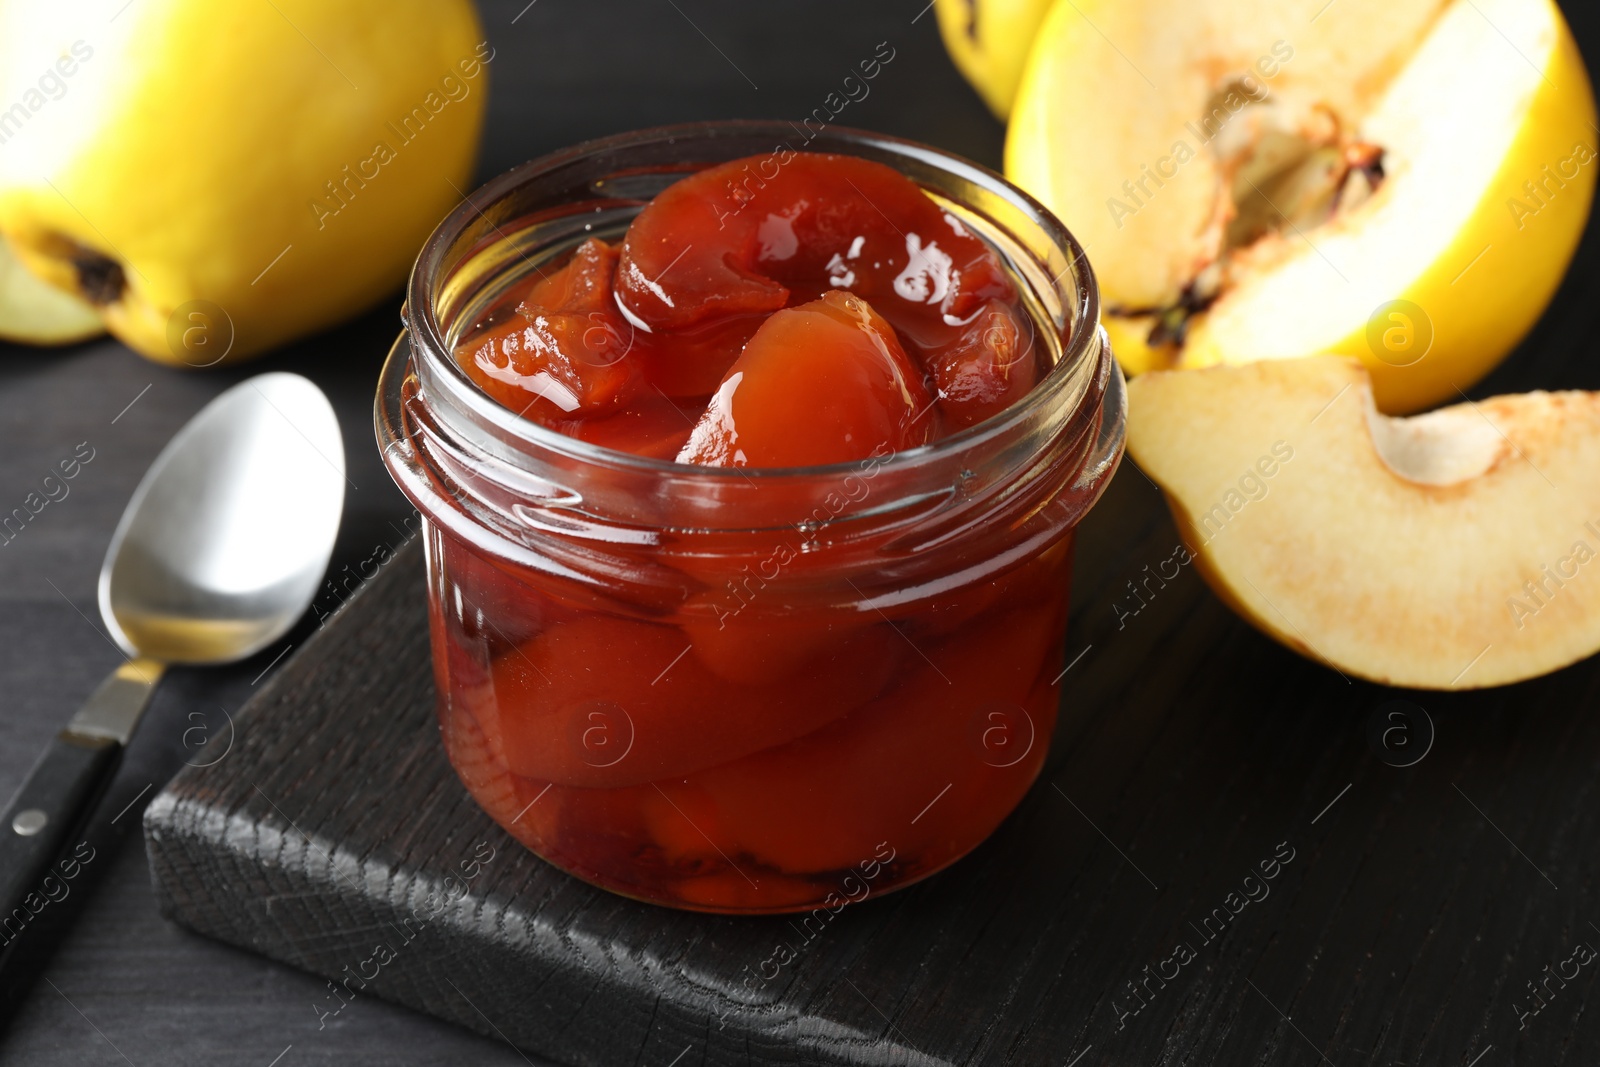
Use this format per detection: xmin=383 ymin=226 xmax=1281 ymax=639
xmin=0 ymin=372 xmax=344 ymax=970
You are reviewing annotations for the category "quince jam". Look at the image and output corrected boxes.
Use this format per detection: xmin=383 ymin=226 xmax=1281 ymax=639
xmin=454 ymin=153 xmax=1039 ymax=462
xmin=428 ymin=153 xmax=1078 ymax=913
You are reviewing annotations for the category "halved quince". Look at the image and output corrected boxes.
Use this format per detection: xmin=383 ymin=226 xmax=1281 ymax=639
xmin=1008 ymin=0 xmax=1597 ymax=413
xmin=1126 ymin=356 xmax=1600 ymax=689
xmin=0 ymin=234 xmax=102 ymax=345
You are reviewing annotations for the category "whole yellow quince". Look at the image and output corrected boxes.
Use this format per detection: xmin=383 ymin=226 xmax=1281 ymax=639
xmin=0 ymin=0 xmax=487 ymax=366
xmin=933 ymin=0 xmax=1055 ymax=120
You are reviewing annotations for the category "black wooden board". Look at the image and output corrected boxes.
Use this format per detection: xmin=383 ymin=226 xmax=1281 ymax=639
xmin=145 ymin=442 xmax=1600 ymax=1065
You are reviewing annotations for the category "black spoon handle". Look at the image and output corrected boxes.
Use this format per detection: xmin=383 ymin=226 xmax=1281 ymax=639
xmin=0 ymin=732 xmax=120 ymax=941
xmin=0 ymin=658 xmax=162 ymax=1006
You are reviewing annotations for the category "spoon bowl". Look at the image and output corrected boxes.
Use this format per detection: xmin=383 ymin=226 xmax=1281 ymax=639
xmin=100 ymin=373 xmax=345 ymax=663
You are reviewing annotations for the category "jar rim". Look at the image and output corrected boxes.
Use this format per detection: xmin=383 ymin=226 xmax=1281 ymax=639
xmin=402 ymin=119 xmax=1107 ymax=483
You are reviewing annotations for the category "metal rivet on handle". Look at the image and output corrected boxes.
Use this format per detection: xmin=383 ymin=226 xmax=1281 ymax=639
xmin=12 ymin=809 xmax=48 ymax=836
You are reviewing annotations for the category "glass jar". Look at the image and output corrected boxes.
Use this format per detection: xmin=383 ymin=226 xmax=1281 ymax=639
xmin=376 ymin=122 xmax=1124 ymax=914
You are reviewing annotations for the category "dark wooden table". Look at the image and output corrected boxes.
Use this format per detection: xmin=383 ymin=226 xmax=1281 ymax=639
xmin=3 ymin=1 xmax=1599 ymax=1064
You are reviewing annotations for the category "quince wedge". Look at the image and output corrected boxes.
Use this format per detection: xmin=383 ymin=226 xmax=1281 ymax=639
xmin=1008 ymin=0 xmax=1597 ymax=413
xmin=0 ymin=0 xmax=487 ymax=366
xmin=1126 ymin=356 xmax=1600 ymax=689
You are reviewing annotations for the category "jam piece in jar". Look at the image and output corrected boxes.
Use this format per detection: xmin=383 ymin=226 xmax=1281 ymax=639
xmin=678 ymin=291 xmax=935 ymax=467
xmin=475 ymin=612 xmax=902 ymax=789
xmin=453 ymin=152 xmax=1045 ymax=459
xmin=455 ymin=238 xmax=639 ymax=420
xmin=614 ymin=153 xmax=1011 ymax=333
xmin=927 ymin=299 xmax=1038 ymax=430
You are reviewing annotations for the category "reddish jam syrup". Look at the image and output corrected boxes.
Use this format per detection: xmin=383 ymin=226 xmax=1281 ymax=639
xmin=454 ymin=153 xmax=1040 ymax=463
xmin=432 ymin=153 xmax=1071 ymax=912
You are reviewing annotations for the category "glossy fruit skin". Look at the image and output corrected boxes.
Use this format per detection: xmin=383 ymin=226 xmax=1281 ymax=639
xmin=0 ymin=0 xmax=486 ymax=365
xmin=933 ymin=0 xmax=1057 ymax=120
